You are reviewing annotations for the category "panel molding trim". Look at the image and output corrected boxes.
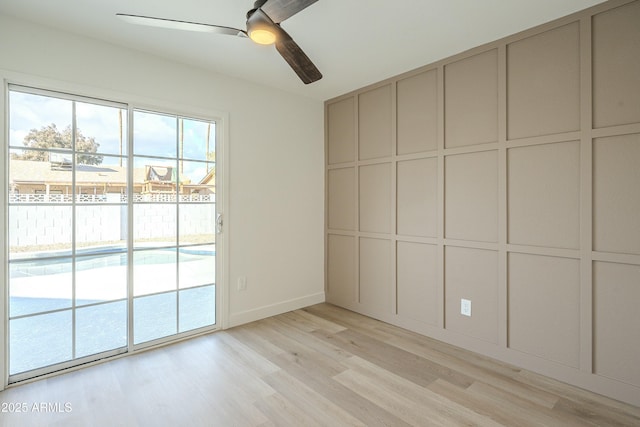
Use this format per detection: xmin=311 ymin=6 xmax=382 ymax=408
xmin=325 ymin=0 xmax=640 ymax=407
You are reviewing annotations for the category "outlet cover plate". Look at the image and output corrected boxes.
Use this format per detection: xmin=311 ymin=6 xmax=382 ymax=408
xmin=238 ymin=276 xmax=247 ymax=291
xmin=461 ymin=299 xmax=472 ymax=317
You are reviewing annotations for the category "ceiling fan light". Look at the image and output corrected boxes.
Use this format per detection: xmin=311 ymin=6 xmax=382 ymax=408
xmin=249 ymin=28 xmax=276 ymax=45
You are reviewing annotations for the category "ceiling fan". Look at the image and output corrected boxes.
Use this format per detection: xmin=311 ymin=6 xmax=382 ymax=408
xmin=117 ymin=0 xmax=322 ymax=84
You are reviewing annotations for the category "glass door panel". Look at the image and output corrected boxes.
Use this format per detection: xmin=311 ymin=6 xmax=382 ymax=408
xmin=178 ymin=246 xmax=215 ymax=289
xmin=7 ymin=87 xmax=129 ymax=379
xmin=133 ymin=293 xmax=177 ymax=344
xmin=75 ymin=301 xmax=127 ymax=358
xmin=178 ymin=203 xmax=215 ymax=245
xmin=133 ymin=249 xmax=178 ymax=297
xmin=131 ymin=111 xmax=217 ymax=345
xmin=10 ymin=311 xmax=73 ymax=375
xmin=133 ymin=203 xmax=177 ymax=248
xmin=179 ymin=286 xmax=215 ymax=332
xmin=9 ymin=257 xmax=73 ymax=317
xmin=75 ymin=253 xmax=128 ymax=305
xmin=131 ymin=109 xmax=179 ymax=346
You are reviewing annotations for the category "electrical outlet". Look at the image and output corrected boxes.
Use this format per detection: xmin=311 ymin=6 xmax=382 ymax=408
xmin=237 ymin=276 xmax=247 ymax=291
xmin=461 ymin=299 xmax=472 ymax=317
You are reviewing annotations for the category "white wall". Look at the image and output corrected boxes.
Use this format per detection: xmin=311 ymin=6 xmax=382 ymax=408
xmin=0 ymin=14 xmax=325 ymax=329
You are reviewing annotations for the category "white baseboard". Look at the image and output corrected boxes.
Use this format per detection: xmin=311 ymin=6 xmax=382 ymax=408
xmin=227 ymin=292 xmax=326 ymax=328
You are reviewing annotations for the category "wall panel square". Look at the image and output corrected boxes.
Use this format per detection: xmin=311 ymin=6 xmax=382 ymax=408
xmin=593 ymin=133 xmax=640 ymax=255
xmin=508 ymin=141 xmax=580 ymax=249
xmin=445 ymin=151 xmax=498 ymax=242
xmin=397 ymin=242 xmax=438 ymax=325
xmin=397 ymin=158 xmax=437 ymax=237
xmin=444 ymin=247 xmax=498 ymax=343
xmin=594 ymin=261 xmax=640 ymax=387
xmin=359 ymin=163 xmax=392 ymax=234
xmin=397 ymin=70 xmax=438 ymax=155
xmin=327 ymin=97 xmax=355 ymax=165
xmin=508 ymin=253 xmax=580 ymax=368
xmin=359 ymin=85 xmax=392 ymax=160
xmin=444 ymin=49 xmax=498 ymax=148
xmin=327 ymin=167 xmax=355 ymax=231
xmin=360 ymin=237 xmax=393 ymax=314
xmin=593 ymin=1 xmax=640 ymax=128
xmin=327 ymin=234 xmax=356 ymax=306
xmin=507 ymin=22 xmax=580 ymax=139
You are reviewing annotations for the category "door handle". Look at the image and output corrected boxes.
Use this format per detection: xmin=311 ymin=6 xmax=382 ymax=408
xmin=216 ymin=213 xmax=223 ymax=234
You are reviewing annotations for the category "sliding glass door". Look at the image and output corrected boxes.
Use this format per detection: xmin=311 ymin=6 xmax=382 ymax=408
xmin=131 ymin=110 xmax=216 ymax=345
xmin=6 ymin=86 xmax=218 ymax=382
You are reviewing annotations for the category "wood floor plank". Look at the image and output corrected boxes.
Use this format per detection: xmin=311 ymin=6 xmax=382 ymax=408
xmin=255 ymin=339 xmax=414 ymax=427
xmin=304 ymin=304 xmax=405 ymax=343
xmin=335 ymin=368 xmax=454 ymax=426
xmin=250 ymin=318 xmax=348 ymax=379
xmin=213 ymin=331 xmax=281 ymax=377
xmin=385 ymin=333 xmax=561 ymax=409
xmin=264 ymin=316 xmax=352 ymax=364
xmin=261 ymin=370 xmax=366 ymax=427
xmin=1 ymin=303 xmax=638 ymax=427
xmin=314 ymin=328 xmax=475 ymax=389
xmin=340 ymin=355 xmax=504 ymax=427
xmin=465 ymin=381 xmax=589 ymax=427
xmin=427 ymin=378 xmax=548 ymax=427
xmin=553 ymin=397 xmax=640 ymax=427
xmin=518 ymin=369 xmax=640 ymax=422
xmin=231 ymin=322 xmax=288 ymax=357
xmin=280 ymin=309 xmax=348 ymax=334
xmin=254 ymin=392 xmax=325 ymax=427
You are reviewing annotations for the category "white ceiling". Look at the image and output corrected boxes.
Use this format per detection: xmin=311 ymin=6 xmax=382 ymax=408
xmin=0 ymin=0 xmax=605 ymax=101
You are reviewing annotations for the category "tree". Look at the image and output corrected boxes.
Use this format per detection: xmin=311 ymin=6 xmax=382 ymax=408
xmin=13 ymin=123 xmax=103 ymax=165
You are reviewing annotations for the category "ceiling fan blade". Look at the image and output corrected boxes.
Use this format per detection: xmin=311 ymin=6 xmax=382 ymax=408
xmin=116 ymin=14 xmax=246 ymax=37
xmin=273 ymin=26 xmax=322 ymax=84
xmin=260 ymin=0 xmax=319 ymax=23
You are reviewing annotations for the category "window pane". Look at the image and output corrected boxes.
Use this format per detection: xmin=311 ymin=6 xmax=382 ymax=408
xmin=179 ymin=286 xmax=215 ymax=332
xmin=9 ymin=205 xmax=73 ymax=259
xmin=76 ymin=253 xmax=128 ymax=306
xmin=179 ymin=245 xmax=215 ymax=289
xmin=134 ymin=292 xmax=177 ymax=344
xmin=9 ymin=258 xmax=73 ymax=317
xmin=179 ymin=118 xmax=215 ymax=161
xmin=133 ymin=204 xmax=177 ymax=248
xmin=9 ymin=91 xmax=72 ymax=149
xmin=76 ymin=301 xmax=127 ymax=358
xmin=179 ymin=160 xmax=215 ymax=203
xmin=179 ymin=204 xmax=215 ymax=245
xmin=76 ymin=205 xmax=126 ymax=248
xmin=133 ymin=249 xmax=177 ymax=296
xmin=133 ymin=110 xmax=176 ymax=158
xmin=9 ymin=150 xmax=74 ymax=204
xmin=10 ymin=311 xmax=72 ymax=375
xmin=75 ymin=155 xmax=128 ymax=203
xmin=76 ymin=102 xmax=127 ymax=156
xmin=133 ymin=156 xmax=178 ymax=203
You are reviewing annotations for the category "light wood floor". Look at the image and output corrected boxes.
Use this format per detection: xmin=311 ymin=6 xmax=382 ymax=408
xmin=1 ymin=303 xmax=639 ymax=426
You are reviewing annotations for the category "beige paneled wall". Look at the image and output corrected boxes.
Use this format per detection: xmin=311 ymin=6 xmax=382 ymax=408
xmin=325 ymin=0 xmax=640 ymax=406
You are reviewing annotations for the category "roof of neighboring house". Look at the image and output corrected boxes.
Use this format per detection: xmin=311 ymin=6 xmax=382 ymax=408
xmin=9 ymin=159 xmax=215 ymax=192
xmin=9 ymin=160 xmax=208 ymax=186
xmin=199 ymin=168 xmax=215 ymax=186
xmin=9 ymin=159 xmax=136 ymax=185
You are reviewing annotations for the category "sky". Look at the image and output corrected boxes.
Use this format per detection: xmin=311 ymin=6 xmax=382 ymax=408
xmin=9 ymin=90 xmax=215 ymax=183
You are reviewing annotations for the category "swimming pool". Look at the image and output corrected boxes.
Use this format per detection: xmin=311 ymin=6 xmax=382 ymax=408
xmin=9 ymin=245 xmax=215 ymax=278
